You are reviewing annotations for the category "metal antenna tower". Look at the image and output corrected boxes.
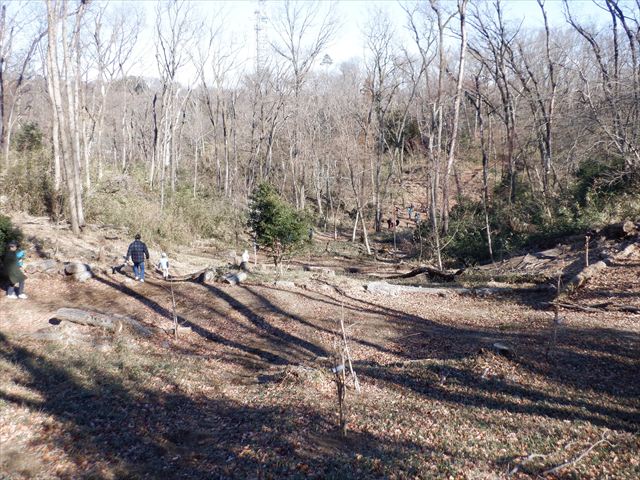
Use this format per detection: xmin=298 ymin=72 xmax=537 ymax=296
xmin=254 ymin=0 xmax=268 ymax=74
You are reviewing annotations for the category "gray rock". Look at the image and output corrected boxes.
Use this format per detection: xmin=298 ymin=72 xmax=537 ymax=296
xmin=275 ymin=280 xmax=296 ymax=289
xmin=65 ymin=262 xmax=90 ymax=275
xmin=365 ymin=281 xmax=470 ymax=296
xmin=25 ymin=259 xmax=58 ymax=274
xmin=74 ymin=271 xmax=93 ymax=282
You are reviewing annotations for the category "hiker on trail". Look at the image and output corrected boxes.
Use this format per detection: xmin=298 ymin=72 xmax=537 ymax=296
xmin=415 ymin=211 xmax=421 ymax=224
xmin=387 ymin=218 xmax=393 ymax=230
xmin=3 ymin=241 xmax=27 ymax=299
xmin=126 ymin=234 xmax=149 ymax=282
xmin=158 ymin=253 xmax=170 ymax=280
xmin=408 ymin=203 xmax=414 ymax=219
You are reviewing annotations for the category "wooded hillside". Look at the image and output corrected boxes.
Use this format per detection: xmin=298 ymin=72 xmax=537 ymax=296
xmin=0 ymin=0 xmax=638 ymax=263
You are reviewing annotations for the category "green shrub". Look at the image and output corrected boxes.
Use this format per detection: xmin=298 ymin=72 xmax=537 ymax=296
xmin=248 ymin=182 xmax=310 ymax=266
xmin=574 ymin=156 xmax=627 ymax=207
xmin=0 ymin=214 xmax=23 ymax=257
xmin=13 ymin=122 xmax=44 ymax=153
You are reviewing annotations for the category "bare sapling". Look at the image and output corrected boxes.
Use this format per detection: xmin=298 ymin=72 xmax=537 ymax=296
xmin=341 ymin=304 xmax=361 ymax=393
xmin=330 ymin=304 xmax=361 ymax=436
xmin=331 ymin=345 xmax=347 ymax=437
xmin=170 ymin=279 xmax=179 ymax=340
xmin=547 ymin=266 xmax=565 ymax=359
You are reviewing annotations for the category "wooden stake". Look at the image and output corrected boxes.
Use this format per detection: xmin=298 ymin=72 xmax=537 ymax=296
xmin=170 ymin=279 xmax=178 ymax=340
xmin=585 ymin=235 xmax=590 ymax=267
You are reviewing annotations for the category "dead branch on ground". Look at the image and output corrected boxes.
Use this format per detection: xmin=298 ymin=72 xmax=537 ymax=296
xmin=387 ymin=265 xmax=464 ymax=282
xmin=542 ymin=436 xmax=611 ymax=476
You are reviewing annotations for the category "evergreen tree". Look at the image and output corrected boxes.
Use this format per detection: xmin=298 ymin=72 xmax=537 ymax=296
xmin=248 ymin=183 xmax=309 ymax=268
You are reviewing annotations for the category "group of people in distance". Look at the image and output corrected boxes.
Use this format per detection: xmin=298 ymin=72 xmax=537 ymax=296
xmin=386 ymin=203 xmax=423 ymax=231
xmin=3 ymin=233 xmax=171 ymax=300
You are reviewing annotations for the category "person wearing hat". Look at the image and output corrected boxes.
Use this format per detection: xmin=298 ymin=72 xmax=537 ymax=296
xmin=3 ymin=241 xmax=27 ymax=299
xmin=157 ymin=252 xmax=170 ymax=280
xmin=126 ymin=234 xmax=150 ymax=282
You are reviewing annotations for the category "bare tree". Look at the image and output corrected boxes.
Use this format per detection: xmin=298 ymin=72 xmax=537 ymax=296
xmin=442 ymin=0 xmax=469 ymax=233
xmin=270 ymin=0 xmax=338 ymax=209
xmin=45 ymin=0 xmax=85 ymax=233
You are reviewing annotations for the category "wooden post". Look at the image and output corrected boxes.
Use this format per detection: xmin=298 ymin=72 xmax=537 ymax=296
xmin=253 ymin=240 xmax=257 ymax=266
xmin=585 ymin=235 xmax=590 ymax=267
xmin=170 ymin=280 xmax=178 ymax=340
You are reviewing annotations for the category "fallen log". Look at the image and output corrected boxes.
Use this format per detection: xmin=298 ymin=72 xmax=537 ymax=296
xmin=550 ymin=301 xmax=602 ymax=313
xmin=53 ymin=308 xmax=156 ymax=337
xmin=556 ymin=239 xmax=638 ymax=300
xmin=618 ymin=243 xmax=639 ymax=259
xmin=222 ymin=271 xmax=247 ymax=285
xmin=560 ymin=260 xmax=608 ymax=296
xmin=168 ymin=268 xmax=215 ymax=283
xmin=388 ymin=265 xmax=464 ymax=282
xmin=552 ymin=301 xmax=640 ymax=314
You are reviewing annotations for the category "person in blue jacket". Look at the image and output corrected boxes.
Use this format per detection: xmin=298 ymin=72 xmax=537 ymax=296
xmin=3 ymin=241 xmax=27 ymax=299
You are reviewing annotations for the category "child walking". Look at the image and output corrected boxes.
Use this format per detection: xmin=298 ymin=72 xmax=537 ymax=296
xmin=158 ymin=253 xmax=170 ymax=280
xmin=3 ymin=241 xmax=27 ymax=299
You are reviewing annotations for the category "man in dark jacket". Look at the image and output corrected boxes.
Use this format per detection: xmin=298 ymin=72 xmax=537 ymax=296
xmin=3 ymin=241 xmax=27 ymax=299
xmin=126 ymin=234 xmax=150 ymax=282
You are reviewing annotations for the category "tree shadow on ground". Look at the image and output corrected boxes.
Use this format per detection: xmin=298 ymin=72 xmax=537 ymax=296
xmin=92 ymin=274 xmax=290 ymax=367
xmin=0 ymin=332 xmax=436 ymax=479
xmin=355 ymin=354 xmax=639 ymax=433
xmin=202 ymin=284 xmax=329 ymax=359
xmin=91 ymin=274 xmax=639 ymax=432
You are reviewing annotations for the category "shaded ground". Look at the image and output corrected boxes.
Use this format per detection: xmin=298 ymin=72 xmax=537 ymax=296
xmin=0 ymin=224 xmax=639 ymax=479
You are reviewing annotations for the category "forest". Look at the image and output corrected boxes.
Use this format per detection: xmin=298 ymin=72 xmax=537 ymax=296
xmin=0 ymin=0 xmax=637 ymax=263
xmin=0 ymin=1 xmax=639 ymax=479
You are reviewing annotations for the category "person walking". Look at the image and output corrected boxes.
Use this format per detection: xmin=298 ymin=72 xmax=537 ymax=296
xmin=3 ymin=241 xmax=27 ymax=299
xmin=126 ymin=234 xmax=150 ymax=282
xmin=157 ymin=252 xmax=170 ymax=280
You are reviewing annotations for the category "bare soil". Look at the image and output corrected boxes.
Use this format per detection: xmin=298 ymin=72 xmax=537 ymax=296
xmin=0 ymin=217 xmax=638 ymax=479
